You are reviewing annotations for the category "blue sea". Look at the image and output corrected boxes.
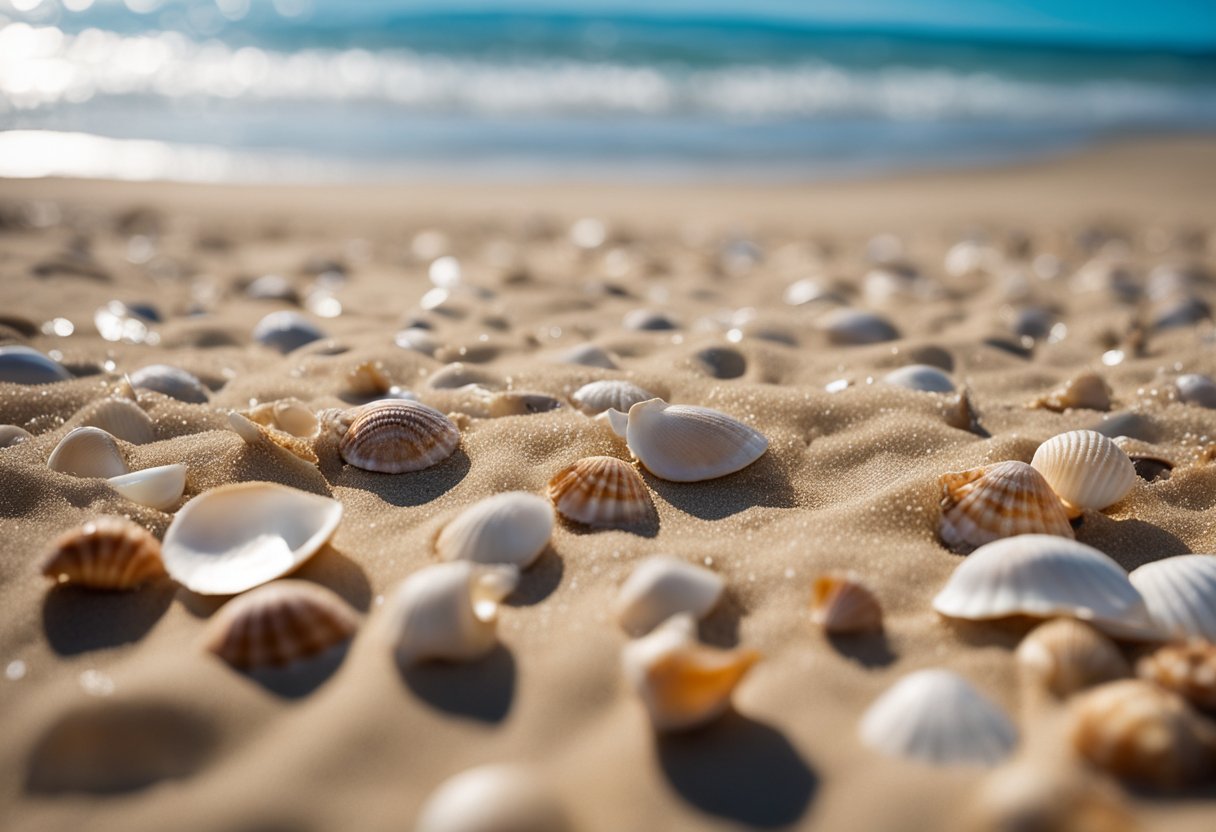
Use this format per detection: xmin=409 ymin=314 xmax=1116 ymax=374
xmin=1 ymin=0 xmax=1215 ymax=181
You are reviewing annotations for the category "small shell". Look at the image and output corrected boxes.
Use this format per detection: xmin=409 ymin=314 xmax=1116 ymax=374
xmin=0 ymin=425 xmax=32 ymax=447
xmin=252 ymin=310 xmax=326 ymax=353
xmin=622 ymin=613 xmax=759 ymax=731
xmin=1128 ymin=555 xmax=1216 ymax=642
xmin=435 ymin=492 xmax=553 ymax=569
xmin=76 ymin=398 xmax=155 ymax=444
xmin=1015 ymin=618 xmax=1129 ymax=699
xmin=229 ymin=411 xmax=319 ymax=465
xmin=858 ymin=669 xmax=1017 ymax=767
xmin=47 ymin=427 xmax=129 ymax=479
xmin=1137 ymin=641 xmax=1216 ymax=712
xmin=246 ymin=273 xmax=299 ymax=303
xmin=271 ymin=399 xmax=319 ymax=437
xmin=1030 ymin=430 xmax=1136 ymax=515
xmin=387 ymin=561 xmax=518 ymax=664
xmin=427 ymin=363 xmax=503 ymax=391
xmin=415 ymin=764 xmax=572 ymax=832
xmin=570 ymin=380 xmax=655 ymax=416
xmin=816 ymin=309 xmax=899 ymax=345
xmin=128 ymin=364 xmax=208 ymax=403
xmin=556 ymin=343 xmax=619 ymax=369
xmin=41 ymin=516 xmax=166 ymax=589
xmin=613 ymin=398 xmax=768 ymax=482
xmin=883 ymin=364 xmax=955 ymax=393
xmin=487 ymin=392 xmax=563 ymax=417
xmin=347 ymin=361 xmax=391 ymax=396
xmin=107 ymin=464 xmax=187 ymax=510
xmin=939 ymin=461 xmax=1074 ymax=552
xmin=1175 ymin=373 xmax=1216 ymax=408
xmin=614 ymin=557 xmax=725 ymax=636
xmin=395 ymin=327 xmax=440 ymax=357
xmin=1030 ymin=371 xmax=1112 ymax=413
xmin=339 ymin=400 xmax=460 ymax=474
xmin=162 ymin=482 xmax=343 ymax=595
xmin=810 ymin=572 xmax=883 ymax=634
xmin=201 ymin=580 xmax=358 ymax=670
xmin=547 ymin=456 xmax=653 ymax=528
xmin=0 ymin=345 xmax=72 ymax=384
xmin=623 ymin=308 xmax=679 ymax=331
xmin=692 ymin=346 xmax=747 ymax=380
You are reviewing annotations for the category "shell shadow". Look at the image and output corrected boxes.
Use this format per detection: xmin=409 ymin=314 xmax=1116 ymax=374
xmin=558 ymin=511 xmax=660 ymax=539
xmin=656 ymin=711 xmax=817 ymax=828
xmin=941 ymin=615 xmax=1041 ymax=650
xmin=826 ymin=630 xmax=897 ymax=668
xmin=1076 ymin=516 xmax=1191 ymax=571
xmin=698 ymin=590 xmax=744 ymax=649
xmin=291 ymin=546 xmax=373 ymax=612
xmin=506 ymin=546 xmax=564 ymax=607
xmin=398 ymin=644 xmax=515 ymax=723
xmin=237 ymin=642 xmax=351 ymax=700
xmin=42 ymin=582 xmax=175 ymax=656
xmin=644 ymin=454 xmax=796 ymax=521
xmin=339 ymin=449 xmax=471 ymax=508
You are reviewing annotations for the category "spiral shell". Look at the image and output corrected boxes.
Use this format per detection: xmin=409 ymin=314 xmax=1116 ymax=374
xmin=1030 ymin=430 xmax=1136 ymax=515
xmin=607 ymin=398 xmax=768 ymax=482
xmin=1015 ymin=618 xmax=1129 ymax=699
xmin=1138 ymin=641 xmax=1216 ymax=713
xmin=615 ymin=556 xmax=725 ymax=636
xmin=338 ymin=400 xmax=460 ymax=473
xmin=47 ymin=426 xmax=128 ymax=479
xmin=387 ymin=561 xmax=518 ymax=664
xmin=810 ymin=572 xmax=883 ymax=634
xmin=570 ymin=380 xmax=655 ymax=416
xmin=41 ymin=516 xmax=166 ymax=590
xmin=436 ymin=492 xmax=553 ymax=569
xmin=939 ymin=461 xmax=1074 ymax=552
xmin=547 ymin=456 xmax=653 ymax=528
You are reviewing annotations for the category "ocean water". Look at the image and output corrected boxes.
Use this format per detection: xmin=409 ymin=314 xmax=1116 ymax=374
xmin=1 ymin=1 xmax=1215 ymax=182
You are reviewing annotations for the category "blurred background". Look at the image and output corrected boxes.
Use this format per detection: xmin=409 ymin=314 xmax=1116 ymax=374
xmin=0 ymin=0 xmax=1214 ymax=182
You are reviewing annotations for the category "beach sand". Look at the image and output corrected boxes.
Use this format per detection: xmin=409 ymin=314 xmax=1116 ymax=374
xmin=1 ymin=137 xmax=1215 ymax=831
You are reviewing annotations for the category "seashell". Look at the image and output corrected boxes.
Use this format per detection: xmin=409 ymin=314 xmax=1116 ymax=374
xmin=691 ymin=346 xmax=746 ymax=380
xmin=387 ymin=561 xmax=518 ymax=664
xmin=347 ymin=361 xmax=391 ymax=396
xmin=162 ymin=482 xmax=343 ymax=595
xmin=106 ymin=464 xmax=187 ymax=511
xmin=810 ymin=572 xmax=882 ymax=634
xmin=1175 ymin=373 xmax=1216 ymax=408
xmin=556 ymin=343 xmax=619 ymax=369
xmin=415 ymin=764 xmax=572 ymax=832
xmin=609 ymin=398 xmax=768 ymax=482
xmin=394 ymin=326 xmax=440 ymax=357
xmin=201 ymin=580 xmax=359 ymax=670
xmin=1015 ymin=618 xmax=1129 ymax=699
xmin=570 ymin=379 xmax=655 ymax=416
xmin=77 ymin=397 xmax=155 ymax=444
xmin=47 ymin=426 xmax=129 ymax=479
xmin=0 ymin=345 xmax=72 ymax=384
xmin=1128 ymin=555 xmax=1216 ymax=642
xmin=245 ymin=273 xmax=298 ymax=303
xmin=614 ymin=556 xmax=725 ymax=636
xmin=938 ymin=461 xmax=1073 ymax=552
xmin=622 ymin=613 xmax=758 ymax=731
xmin=436 ymin=492 xmax=553 ymax=569
xmin=783 ymin=277 xmax=839 ymax=306
xmin=1152 ymin=294 xmax=1210 ymax=331
xmin=41 ymin=516 xmax=166 ymax=589
xmin=229 ymin=412 xmax=319 ymax=464
xmin=623 ymin=308 xmax=679 ymax=331
xmin=338 ymin=400 xmax=460 ymax=474
xmin=1137 ymin=641 xmax=1216 ymax=712
xmin=251 ymin=310 xmax=326 ymax=353
xmin=816 ymin=309 xmax=899 ymax=345
xmin=932 ymin=535 xmax=1159 ymax=640
xmin=1069 ymin=679 xmax=1216 ymax=790
xmin=547 ymin=456 xmax=653 ymax=528
xmin=0 ymin=425 xmax=33 ymax=447
xmin=965 ymin=757 xmax=1137 ymax=832
xmin=1009 ymin=307 xmax=1056 ymax=341
xmin=882 ymin=364 xmax=955 ymax=393
xmin=1030 ymin=371 xmax=1112 ymax=413
xmin=128 ymin=364 xmax=208 ymax=403
xmin=487 ymin=392 xmax=563 ymax=417
xmin=1030 ymin=430 xmax=1136 ymax=516
xmin=426 ymin=362 xmax=503 ymax=391
xmin=858 ymin=669 xmax=1017 ymax=767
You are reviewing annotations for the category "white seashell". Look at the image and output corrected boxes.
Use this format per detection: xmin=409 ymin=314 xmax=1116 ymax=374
xmin=252 ymin=310 xmax=326 ymax=353
xmin=107 ymin=464 xmax=187 ymax=511
xmin=1175 ymin=373 xmax=1216 ymax=408
xmin=614 ymin=398 xmax=768 ymax=482
xmin=338 ymin=400 xmax=460 ymax=473
xmin=245 ymin=273 xmax=298 ymax=302
xmin=932 ymin=535 xmax=1159 ymax=640
xmin=435 ymin=492 xmax=553 ymax=569
xmin=161 ymin=482 xmax=343 ymax=595
xmin=268 ymin=398 xmax=319 ymax=438
xmin=1030 ymin=371 xmax=1112 ymax=413
xmin=394 ymin=326 xmax=440 ymax=357
xmin=614 ymin=556 xmax=725 ymax=636
xmin=229 ymin=411 xmax=319 ymax=464
xmin=547 ymin=456 xmax=653 ymax=528
xmin=882 ymin=364 xmax=955 ymax=393
xmin=415 ymin=764 xmax=572 ymax=832
xmin=570 ymin=379 xmax=655 ymax=416
xmin=783 ymin=277 xmax=837 ymax=306
xmin=77 ymin=397 xmax=155 ymax=444
xmin=1030 ymin=430 xmax=1136 ymax=515
xmin=939 ymin=461 xmax=1073 ymax=552
xmin=0 ymin=345 xmax=72 ymax=384
xmin=858 ymin=669 xmax=1017 ymax=767
xmin=128 ymin=364 xmax=209 ymax=403
xmin=816 ymin=309 xmax=899 ymax=345
xmin=810 ymin=572 xmax=883 ymax=634
xmin=1015 ymin=618 xmax=1129 ymax=699
xmin=387 ymin=561 xmax=518 ymax=664
xmin=1128 ymin=555 xmax=1216 ymax=642
xmin=556 ymin=343 xmax=619 ymax=369
xmin=47 ymin=427 xmax=129 ymax=479
xmin=0 ymin=424 xmax=33 ymax=447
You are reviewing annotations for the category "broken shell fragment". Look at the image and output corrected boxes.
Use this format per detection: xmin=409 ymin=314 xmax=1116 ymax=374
xmin=939 ymin=460 xmax=1073 ymax=552
xmin=41 ymin=515 xmax=166 ymax=590
xmin=47 ymin=426 xmax=128 ymax=479
xmin=613 ymin=398 xmax=768 ymax=482
xmin=570 ymin=379 xmax=655 ymax=416
xmin=346 ymin=361 xmax=391 ymax=397
xmin=1015 ymin=618 xmax=1129 ymax=699
xmin=810 ymin=572 xmax=883 ymax=634
xmin=107 ymin=463 xmax=187 ymax=511
xmin=435 ymin=492 xmax=553 ymax=569
xmin=387 ymin=561 xmax=518 ymax=664
xmin=229 ymin=412 xmax=319 ymax=465
xmin=1030 ymin=429 xmax=1136 ymax=516
xmin=415 ymin=764 xmax=572 ymax=832
xmin=614 ymin=556 xmax=725 ymax=636
xmin=1128 ymin=555 xmax=1216 ymax=642
xmin=338 ymin=400 xmax=460 ymax=474
xmin=547 ymin=456 xmax=653 ymax=528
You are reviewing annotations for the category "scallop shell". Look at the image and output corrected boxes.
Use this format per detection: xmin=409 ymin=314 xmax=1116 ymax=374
xmin=435 ymin=492 xmax=553 ymax=569
xmin=47 ymin=427 xmax=128 ymax=479
xmin=817 ymin=309 xmax=899 ymax=345
xmin=939 ymin=461 xmax=1074 ymax=552
xmin=387 ymin=561 xmax=518 ymax=664
xmin=128 ymin=364 xmax=208 ymax=403
xmin=0 ymin=345 xmax=72 ymax=384
xmin=547 ymin=456 xmax=653 ymax=528
xmin=1015 ymin=618 xmax=1129 ymax=699
xmin=810 ymin=572 xmax=883 ymax=634
xmin=614 ymin=556 xmax=725 ymax=636
xmin=415 ymin=764 xmax=572 ymax=832
xmin=347 ymin=360 xmax=391 ymax=396
xmin=556 ymin=343 xmax=619 ymax=369
xmin=932 ymin=535 xmax=1159 ymax=640
xmin=201 ymin=580 xmax=359 ymax=670
xmin=1176 ymin=373 xmax=1216 ymax=409
xmin=107 ymin=464 xmax=187 ymax=510
xmin=1138 ymin=641 xmax=1216 ymax=712
xmin=1030 ymin=430 xmax=1136 ymax=515
xmin=1070 ymin=679 xmax=1216 ymax=790
xmin=570 ymin=380 xmax=655 ymax=416
xmin=1030 ymin=371 xmax=1112 ymax=413
xmin=859 ymin=669 xmax=1017 ymax=766
xmin=883 ymin=365 xmax=955 ymax=393
xmin=1128 ymin=555 xmax=1216 ymax=642
xmin=609 ymin=398 xmax=768 ymax=482
xmin=338 ymin=400 xmax=460 ymax=473
xmin=622 ymin=613 xmax=759 ymax=731
xmin=252 ymin=310 xmax=326 ymax=353
xmin=0 ymin=424 xmax=32 ymax=447
xmin=229 ymin=411 xmax=319 ymax=465
xmin=77 ymin=398 xmax=155 ymax=444
xmin=41 ymin=516 xmax=166 ymax=590
xmin=161 ymin=482 xmax=343 ymax=595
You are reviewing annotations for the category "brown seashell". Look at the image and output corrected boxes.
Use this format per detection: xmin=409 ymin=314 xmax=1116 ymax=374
xmin=939 ymin=460 xmax=1074 ymax=552
xmin=41 ymin=516 xmax=166 ymax=590
xmin=201 ymin=580 xmax=359 ymax=670
xmin=547 ymin=456 xmax=653 ymax=528
xmin=943 ymin=386 xmax=983 ymax=433
xmin=338 ymin=400 xmax=460 ymax=473
xmin=228 ymin=412 xmax=319 ymax=465
xmin=810 ymin=572 xmax=882 ymax=634
xmin=1138 ymin=641 xmax=1216 ymax=712
xmin=347 ymin=360 xmax=391 ymax=396
xmin=1030 ymin=370 xmax=1112 ymax=413
xmin=1016 ymin=618 xmax=1129 ymax=699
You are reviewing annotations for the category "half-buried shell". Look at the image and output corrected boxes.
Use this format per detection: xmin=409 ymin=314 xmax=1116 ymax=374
xmin=547 ymin=456 xmax=653 ymax=528
xmin=76 ymin=397 xmax=155 ymax=444
xmin=41 ymin=516 xmax=166 ymax=590
xmin=1031 ymin=429 xmax=1136 ymax=516
xmin=1015 ymin=618 xmax=1129 ymax=699
xmin=810 ymin=572 xmax=883 ymax=634
xmin=338 ymin=400 xmax=460 ymax=473
xmin=107 ymin=464 xmax=187 ymax=511
xmin=570 ymin=380 xmax=655 ymax=416
xmin=1128 ymin=555 xmax=1216 ymax=642
xmin=47 ymin=426 xmax=128 ymax=479
xmin=387 ymin=561 xmax=518 ymax=664
xmin=939 ymin=460 xmax=1073 ymax=552
xmin=435 ymin=492 xmax=553 ymax=569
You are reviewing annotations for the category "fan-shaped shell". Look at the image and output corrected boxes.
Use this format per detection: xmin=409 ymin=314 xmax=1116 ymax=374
xmin=339 ymin=400 xmax=460 ymax=474
xmin=161 ymin=482 xmax=343 ymax=595
xmin=128 ymin=364 xmax=208 ymax=403
xmin=107 ymin=464 xmax=187 ymax=511
xmin=41 ymin=516 xmax=166 ymax=590
xmin=810 ymin=572 xmax=883 ymax=634
xmin=547 ymin=456 xmax=653 ymax=528
xmin=613 ymin=398 xmax=768 ymax=482
xmin=387 ymin=561 xmax=518 ymax=664
xmin=858 ymin=669 xmax=1017 ymax=767
xmin=416 ymin=764 xmax=572 ymax=832
xmin=47 ymin=427 xmax=128 ymax=479
xmin=0 ymin=345 xmax=72 ymax=384
xmin=1030 ymin=430 xmax=1136 ymax=515
xmin=615 ymin=557 xmax=725 ymax=636
xmin=932 ymin=535 xmax=1159 ymax=640
xmin=1015 ymin=618 xmax=1129 ymax=699
xmin=939 ymin=461 xmax=1074 ymax=552
xmin=1128 ymin=555 xmax=1216 ymax=642
xmin=435 ymin=492 xmax=553 ymax=569
xmin=1030 ymin=371 xmax=1112 ymax=413
xmin=883 ymin=364 xmax=955 ymax=393
xmin=77 ymin=398 xmax=155 ymax=444
xmin=570 ymin=380 xmax=655 ymax=416
xmin=201 ymin=580 xmax=359 ymax=670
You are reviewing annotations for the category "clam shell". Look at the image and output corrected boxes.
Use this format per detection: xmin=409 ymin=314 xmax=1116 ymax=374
xmin=1176 ymin=373 xmax=1216 ymax=409
xmin=107 ymin=464 xmax=187 ymax=511
xmin=339 ymin=400 xmax=460 ymax=474
xmin=810 ymin=572 xmax=883 ymax=634
xmin=858 ymin=669 xmax=1017 ymax=767
xmin=0 ymin=425 xmax=32 ymax=447
xmin=1030 ymin=371 xmax=1112 ymax=413
xmin=427 ymin=362 xmax=503 ymax=391
xmin=570 ymin=380 xmax=655 ymax=416
xmin=47 ymin=427 xmax=129 ymax=479
xmin=614 ymin=556 xmax=725 ymax=636
xmin=556 ymin=343 xmax=619 ymax=369
xmin=387 ymin=561 xmax=518 ymax=664
xmin=252 ymin=310 xmax=326 ymax=353
xmin=1128 ymin=555 xmax=1216 ymax=642
xmin=817 ymin=309 xmax=899 ymax=345
xmin=939 ymin=460 xmax=1073 ymax=552
xmin=883 ymin=365 xmax=955 ymax=393
xmin=76 ymin=397 xmax=155 ymax=444
xmin=1015 ymin=618 xmax=1129 ymax=699
xmin=162 ymin=482 xmax=343 ymax=595
xmin=41 ymin=516 xmax=165 ymax=589
xmin=1137 ymin=641 xmax=1216 ymax=712
xmin=0 ymin=345 xmax=72 ymax=384
xmin=548 ymin=456 xmax=653 ymax=528
xmin=614 ymin=398 xmax=768 ymax=482
xmin=435 ymin=492 xmax=553 ymax=569
xmin=201 ymin=580 xmax=358 ymax=670
xmin=966 ymin=758 xmax=1137 ymax=832
xmin=932 ymin=535 xmax=1159 ymax=640
xmin=415 ymin=764 xmax=572 ymax=832
xmin=128 ymin=364 xmax=208 ymax=403
xmin=1030 ymin=430 xmax=1136 ymax=514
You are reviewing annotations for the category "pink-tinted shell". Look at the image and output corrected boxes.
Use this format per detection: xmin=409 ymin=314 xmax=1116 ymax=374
xmin=547 ymin=456 xmax=653 ymax=527
xmin=338 ymin=400 xmax=460 ymax=473
xmin=939 ymin=460 xmax=1074 ymax=552
xmin=41 ymin=516 xmax=166 ymax=590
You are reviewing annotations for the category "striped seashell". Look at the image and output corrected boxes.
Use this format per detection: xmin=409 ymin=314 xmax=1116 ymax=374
xmin=810 ymin=572 xmax=883 ymax=635
xmin=547 ymin=456 xmax=653 ymax=528
xmin=1015 ymin=618 xmax=1129 ymax=699
xmin=339 ymin=400 xmax=460 ymax=473
xmin=939 ymin=460 xmax=1074 ymax=552
xmin=570 ymin=380 xmax=656 ymax=416
xmin=0 ymin=425 xmax=32 ymax=447
xmin=108 ymin=464 xmax=187 ymax=510
xmin=436 ymin=492 xmax=553 ymax=569
xmin=1030 ymin=371 xmax=1112 ymax=413
xmin=416 ymin=764 xmax=572 ymax=832
xmin=1031 ymin=430 xmax=1136 ymax=516
xmin=615 ymin=556 xmax=725 ymax=636
xmin=1128 ymin=555 xmax=1216 ymax=642
xmin=606 ymin=398 xmax=768 ymax=482
xmin=201 ymin=580 xmax=359 ymax=670
xmin=229 ymin=411 xmax=319 ymax=464
xmin=47 ymin=426 xmax=128 ymax=479
xmin=41 ymin=516 xmax=166 ymax=589
xmin=1138 ymin=641 xmax=1216 ymax=712
xmin=387 ymin=561 xmax=518 ymax=664
xmin=77 ymin=397 xmax=155 ymax=444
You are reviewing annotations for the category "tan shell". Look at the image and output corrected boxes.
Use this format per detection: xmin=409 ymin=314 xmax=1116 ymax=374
xmin=965 ymin=759 xmax=1137 ymax=832
xmin=1138 ymin=641 xmax=1216 ymax=712
xmin=47 ymin=426 xmax=128 ymax=479
xmin=77 ymin=397 xmax=156 ymax=444
xmin=1031 ymin=430 xmax=1136 ymax=515
xmin=347 ymin=361 xmax=391 ymax=396
xmin=229 ymin=411 xmax=319 ymax=464
xmin=1030 ymin=371 xmax=1112 ymax=413
xmin=201 ymin=580 xmax=359 ymax=670
xmin=810 ymin=572 xmax=883 ymax=634
xmin=41 ymin=516 xmax=166 ymax=590
xmin=939 ymin=461 xmax=1074 ymax=552
xmin=339 ymin=400 xmax=460 ymax=473
xmin=547 ymin=456 xmax=653 ymax=528
xmin=1015 ymin=618 xmax=1129 ymax=699
xmin=243 ymin=398 xmax=319 ymax=438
